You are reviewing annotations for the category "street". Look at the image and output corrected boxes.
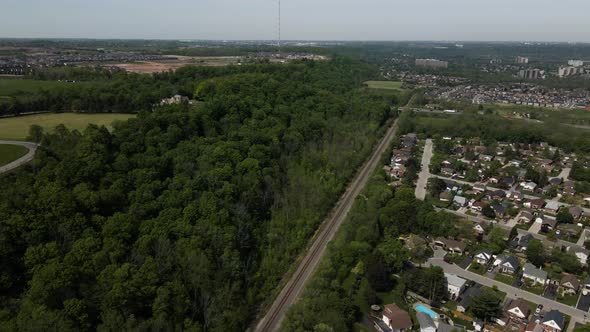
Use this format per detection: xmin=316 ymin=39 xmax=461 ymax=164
xmin=415 ymin=139 xmax=433 ymax=200
xmin=0 ymin=140 xmax=38 ymax=174
xmin=428 ymin=254 xmax=586 ymax=331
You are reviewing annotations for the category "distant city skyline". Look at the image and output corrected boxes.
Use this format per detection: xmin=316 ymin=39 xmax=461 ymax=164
xmin=2 ymin=0 xmax=590 ymax=42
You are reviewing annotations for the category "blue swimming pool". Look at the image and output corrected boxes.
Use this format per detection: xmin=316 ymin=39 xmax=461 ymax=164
xmin=415 ymin=304 xmax=438 ymax=319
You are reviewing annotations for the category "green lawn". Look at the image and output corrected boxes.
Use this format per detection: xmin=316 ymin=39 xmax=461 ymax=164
xmin=468 ymin=263 xmax=486 ymax=275
xmin=494 ymin=273 xmax=515 ymax=286
xmin=0 ymin=113 xmax=136 ymax=140
xmin=557 ymin=294 xmax=579 ymax=306
xmin=364 ymin=81 xmax=404 ymax=91
xmin=0 ymin=144 xmax=28 ymax=166
xmin=0 ymin=79 xmax=70 ymax=97
xmin=522 ymin=283 xmax=545 ymax=295
xmin=482 ymin=286 xmax=507 ymax=301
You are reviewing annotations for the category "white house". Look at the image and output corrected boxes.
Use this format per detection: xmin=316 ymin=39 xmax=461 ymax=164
xmin=453 ymin=195 xmax=468 ymax=207
xmin=567 ymin=246 xmax=589 ymax=266
xmin=474 ymin=249 xmax=493 ymax=265
xmin=416 ymin=312 xmax=436 ymax=332
xmin=541 ymin=310 xmax=565 ymax=332
xmin=506 ymin=298 xmax=531 ymax=320
xmin=522 ymin=182 xmax=538 ymax=191
xmin=445 ymin=273 xmax=467 ymax=299
xmin=522 ymin=263 xmax=548 ymax=285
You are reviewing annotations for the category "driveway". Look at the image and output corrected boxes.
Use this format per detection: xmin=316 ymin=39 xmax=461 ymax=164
xmin=558 ymin=167 xmax=571 ymax=181
xmin=528 ymin=220 xmax=542 ymax=234
xmin=415 ymin=139 xmax=433 ymax=200
xmin=0 ymin=140 xmax=39 ymax=174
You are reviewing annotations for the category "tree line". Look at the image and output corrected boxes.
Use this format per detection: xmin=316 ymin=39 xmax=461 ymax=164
xmin=0 ymin=58 xmax=396 ymax=331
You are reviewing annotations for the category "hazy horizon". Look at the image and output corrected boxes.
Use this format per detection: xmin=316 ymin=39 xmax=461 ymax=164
xmin=2 ymin=0 xmax=590 ymax=42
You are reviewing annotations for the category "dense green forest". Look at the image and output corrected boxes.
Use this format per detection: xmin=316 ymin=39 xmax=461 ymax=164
xmin=0 ymin=59 xmax=398 ymax=331
xmin=283 ymin=168 xmax=458 ymax=331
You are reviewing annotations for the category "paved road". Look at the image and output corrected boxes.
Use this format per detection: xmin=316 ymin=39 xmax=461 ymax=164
xmin=440 ymin=208 xmax=583 ymax=250
xmin=415 ymin=139 xmax=433 ymax=200
xmin=255 ymin=118 xmax=401 ymax=332
xmin=428 ymin=255 xmax=586 ymax=331
xmin=0 ymin=140 xmax=38 ymax=174
xmin=433 ymin=175 xmax=590 ymax=215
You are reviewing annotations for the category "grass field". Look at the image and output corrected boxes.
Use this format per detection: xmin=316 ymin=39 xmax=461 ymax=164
xmin=0 ymin=144 xmax=28 ymax=166
xmin=0 ymin=79 xmax=70 ymax=97
xmin=0 ymin=113 xmax=136 ymax=140
xmin=364 ymin=81 xmax=404 ymax=91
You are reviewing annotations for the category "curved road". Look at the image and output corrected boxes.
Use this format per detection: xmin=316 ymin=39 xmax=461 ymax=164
xmin=0 ymin=140 xmax=39 ymax=174
xmin=255 ymin=118 xmax=400 ymax=332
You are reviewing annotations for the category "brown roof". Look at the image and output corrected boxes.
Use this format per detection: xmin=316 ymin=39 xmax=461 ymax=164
xmin=506 ymin=298 xmax=531 ymax=317
xmin=561 ymin=274 xmax=580 ymax=289
xmin=435 ymin=237 xmax=466 ymax=251
xmin=382 ymin=304 xmax=412 ymax=330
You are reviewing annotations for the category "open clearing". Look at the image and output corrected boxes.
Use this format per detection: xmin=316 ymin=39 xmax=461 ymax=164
xmin=0 ymin=113 xmax=136 ymax=140
xmin=0 ymin=144 xmax=29 ymax=166
xmin=364 ymin=81 xmax=404 ymax=90
xmin=113 ymin=55 xmax=242 ymax=73
xmin=0 ymin=79 xmax=71 ymax=97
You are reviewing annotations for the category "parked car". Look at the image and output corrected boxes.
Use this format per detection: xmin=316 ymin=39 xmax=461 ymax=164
xmin=487 ymin=266 xmax=494 ymax=273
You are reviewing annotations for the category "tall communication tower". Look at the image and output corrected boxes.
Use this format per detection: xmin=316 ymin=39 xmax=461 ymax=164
xmin=277 ymin=0 xmax=281 ymax=54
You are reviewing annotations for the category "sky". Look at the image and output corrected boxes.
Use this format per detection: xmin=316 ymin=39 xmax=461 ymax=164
xmin=2 ymin=0 xmax=590 ymax=42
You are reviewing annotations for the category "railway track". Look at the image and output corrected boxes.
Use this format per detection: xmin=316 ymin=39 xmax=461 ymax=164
xmin=255 ymin=117 xmax=400 ymax=332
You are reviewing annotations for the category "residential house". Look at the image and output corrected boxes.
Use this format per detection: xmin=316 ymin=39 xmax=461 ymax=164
xmin=474 ymin=249 xmax=493 ymax=265
xmin=508 ymin=191 xmax=524 ymax=202
xmin=541 ymin=310 xmax=565 ymax=332
xmin=569 ymin=206 xmax=583 ymax=220
xmin=473 ymin=183 xmax=487 ymax=192
xmin=444 ymin=273 xmax=467 ymax=299
xmin=506 ymin=298 xmax=531 ymax=322
xmin=519 ymin=211 xmax=534 ymax=224
xmin=441 ymin=167 xmax=455 ymax=176
xmin=437 ymin=323 xmax=464 ymax=332
xmin=563 ymin=181 xmax=576 ymax=196
xmin=522 ymin=181 xmax=538 ymax=191
xmin=486 ymin=189 xmax=506 ymax=200
xmin=526 ymin=322 xmax=544 ymax=332
xmin=380 ymin=304 xmax=413 ymax=332
xmin=499 ymin=255 xmax=519 ymax=274
xmin=492 ymin=203 xmax=507 ymax=217
xmin=399 ymin=234 xmax=427 ymax=251
xmin=473 ymin=222 xmax=486 ymax=235
xmin=560 ymin=274 xmax=580 ymax=295
xmin=522 ymin=263 xmax=548 ymax=285
xmin=541 ymin=185 xmax=553 ymax=196
xmin=518 ymin=234 xmax=535 ymax=251
xmin=479 ymin=154 xmax=494 ymax=162
xmin=434 ymin=238 xmax=466 ymax=255
xmin=439 ymin=191 xmax=453 ymax=202
xmin=525 ymin=198 xmax=546 ymax=210
xmin=541 ymin=217 xmax=557 ymax=232
xmin=544 ymin=201 xmax=560 ymax=214
xmin=453 ymin=196 xmax=468 ymax=207
xmin=471 ymin=201 xmax=486 ymax=212
xmin=549 ymin=177 xmax=562 ymax=185
xmin=457 ymin=284 xmax=483 ymax=313
xmin=416 ymin=311 xmax=436 ymax=332
xmin=567 ymin=246 xmax=589 ymax=266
